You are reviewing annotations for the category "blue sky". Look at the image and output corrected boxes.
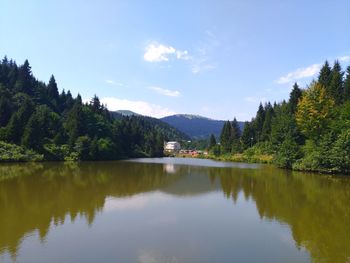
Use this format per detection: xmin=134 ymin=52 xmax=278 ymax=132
xmin=1 ymin=0 xmax=350 ymax=120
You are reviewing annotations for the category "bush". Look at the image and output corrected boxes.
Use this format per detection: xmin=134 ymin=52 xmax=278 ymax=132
xmin=0 ymin=141 xmax=43 ymax=162
xmin=329 ymin=129 xmax=350 ymax=173
xmin=274 ymin=135 xmax=302 ymax=169
xmin=43 ymin=144 xmax=70 ymax=161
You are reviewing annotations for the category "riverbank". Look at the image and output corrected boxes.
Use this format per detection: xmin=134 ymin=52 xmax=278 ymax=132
xmin=0 ymin=141 xmax=162 ymax=162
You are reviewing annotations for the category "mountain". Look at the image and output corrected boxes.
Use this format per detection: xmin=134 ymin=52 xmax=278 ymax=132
xmin=111 ymin=111 xmax=190 ymax=141
xmin=161 ymin=114 xmax=244 ymax=139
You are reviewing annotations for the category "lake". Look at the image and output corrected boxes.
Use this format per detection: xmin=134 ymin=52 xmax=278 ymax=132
xmin=0 ymin=158 xmax=349 ymax=263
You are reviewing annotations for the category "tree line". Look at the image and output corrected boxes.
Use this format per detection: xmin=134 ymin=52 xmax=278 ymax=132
xmin=0 ymin=57 xmax=168 ymax=161
xmin=209 ymin=60 xmax=350 ymax=173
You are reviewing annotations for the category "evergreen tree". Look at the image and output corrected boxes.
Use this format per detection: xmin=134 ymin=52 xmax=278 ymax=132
xmin=209 ymin=134 xmax=217 ymax=149
xmin=65 ymin=98 xmax=85 ymax=146
xmin=15 ymin=59 xmax=34 ymax=96
xmin=220 ymin=121 xmax=232 ymax=153
xmin=329 ymin=60 xmax=344 ymax=104
xmin=253 ymin=103 xmax=265 ymax=142
xmin=240 ymin=121 xmax=254 ymax=149
xmin=343 ymin=66 xmax=350 ymax=101
xmin=261 ymin=102 xmax=274 ymax=141
xmin=289 ymin=83 xmax=302 ymax=113
xmin=270 ymin=102 xmax=301 ymax=150
xmin=0 ymin=95 xmax=12 ymax=126
xmin=318 ymin=61 xmax=332 ymax=88
xmin=90 ymin=95 xmax=102 ymax=113
xmin=47 ymin=75 xmax=59 ymax=109
xmin=231 ymin=118 xmax=241 ymax=152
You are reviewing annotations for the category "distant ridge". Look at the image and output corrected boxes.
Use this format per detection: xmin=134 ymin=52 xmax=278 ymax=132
xmin=161 ymin=114 xmax=244 ymax=139
xmin=110 ymin=111 xmax=190 ymax=141
xmin=111 ymin=111 xmax=244 ymax=140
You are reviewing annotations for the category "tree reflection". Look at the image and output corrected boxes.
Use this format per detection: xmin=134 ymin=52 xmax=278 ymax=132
xmin=0 ymin=161 xmax=349 ymax=262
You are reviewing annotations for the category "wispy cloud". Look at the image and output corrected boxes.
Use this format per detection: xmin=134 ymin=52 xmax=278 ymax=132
xmin=143 ymin=42 xmax=190 ymax=62
xmin=104 ymin=79 xmax=124 ymax=87
xmin=190 ymin=30 xmax=219 ymax=74
xmin=149 ymin=86 xmax=180 ymax=97
xmin=276 ymin=54 xmax=350 ymax=84
xmin=275 ymin=63 xmax=322 ymax=84
xmin=100 ymin=97 xmax=176 ymax=118
xmin=339 ymin=55 xmax=350 ymax=63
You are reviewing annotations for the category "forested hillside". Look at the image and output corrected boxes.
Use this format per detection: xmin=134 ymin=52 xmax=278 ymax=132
xmin=213 ymin=60 xmax=350 ymax=174
xmin=161 ymin=114 xmax=244 ymax=139
xmin=0 ymin=57 xmax=176 ymax=161
xmin=111 ymin=111 xmax=189 ymax=141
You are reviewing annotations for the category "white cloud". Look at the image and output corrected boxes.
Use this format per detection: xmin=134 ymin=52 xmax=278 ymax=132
xmin=190 ymin=31 xmax=219 ymax=74
xmin=100 ymin=97 xmax=176 ymax=118
xmin=143 ymin=42 xmax=190 ymax=62
xmin=191 ymin=62 xmax=216 ymax=74
xmin=275 ymin=54 xmax=350 ymax=85
xmin=339 ymin=55 xmax=350 ymax=63
xmin=276 ymin=63 xmax=321 ymax=84
xmin=149 ymin=86 xmax=180 ymax=97
xmin=175 ymin=50 xmax=191 ymax=60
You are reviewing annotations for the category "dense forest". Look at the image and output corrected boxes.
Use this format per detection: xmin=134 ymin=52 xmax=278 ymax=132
xmin=210 ymin=60 xmax=350 ymax=174
xmin=0 ymin=56 xmax=183 ymax=161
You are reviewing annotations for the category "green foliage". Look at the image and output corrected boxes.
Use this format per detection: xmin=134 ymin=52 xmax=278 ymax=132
xmin=329 ymin=60 xmax=344 ymax=104
xmin=274 ymin=134 xmax=302 ymax=169
xmin=296 ymin=82 xmax=335 ymax=140
xmin=216 ymin=60 xmax=350 ymax=173
xmin=329 ymin=129 xmax=350 ymax=172
xmin=344 ymin=66 xmax=350 ymax=101
xmin=208 ymin=134 xmax=216 ymax=149
xmin=0 ymin=141 xmax=43 ymax=161
xmin=220 ymin=119 xmax=241 ymax=154
xmin=318 ymin=61 xmax=332 ymax=88
xmin=0 ymin=57 xmax=170 ymax=161
xmin=210 ymin=145 xmax=221 ymax=156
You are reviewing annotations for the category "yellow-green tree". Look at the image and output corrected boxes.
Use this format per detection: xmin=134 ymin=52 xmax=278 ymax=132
xmin=296 ymin=82 xmax=335 ymax=139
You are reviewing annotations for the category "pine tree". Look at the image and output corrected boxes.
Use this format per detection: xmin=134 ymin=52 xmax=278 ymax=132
xmin=261 ymin=103 xmax=274 ymax=141
xmin=329 ymin=60 xmax=344 ymax=104
xmin=231 ymin=118 xmax=241 ymax=152
xmin=15 ymin=59 xmax=34 ymax=95
xmin=344 ymin=66 xmax=350 ymax=101
xmin=0 ymin=95 xmax=12 ymax=126
xmin=289 ymin=83 xmax=302 ymax=113
xmin=47 ymin=75 xmax=59 ymax=109
xmin=90 ymin=95 xmax=102 ymax=113
xmin=220 ymin=121 xmax=232 ymax=153
xmin=65 ymin=98 xmax=85 ymax=146
xmin=318 ymin=61 xmax=332 ymax=88
xmin=209 ymin=134 xmax=217 ymax=149
xmin=241 ymin=121 xmax=254 ymax=149
xmin=253 ymin=103 xmax=265 ymax=142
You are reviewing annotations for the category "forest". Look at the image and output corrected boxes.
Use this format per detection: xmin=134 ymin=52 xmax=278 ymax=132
xmin=0 ymin=57 xmax=174 ymax=161
xmin=210 ymin=60 xmax=350 ymax=174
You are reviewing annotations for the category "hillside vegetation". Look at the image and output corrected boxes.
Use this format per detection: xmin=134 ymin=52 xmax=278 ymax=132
xmin=210 ymin=60 xmax=350 ymax=174
xmin=0 ymin=57 xmax=184 ymax=161
xmin=161 ymin=114 xmax=244 ymax=139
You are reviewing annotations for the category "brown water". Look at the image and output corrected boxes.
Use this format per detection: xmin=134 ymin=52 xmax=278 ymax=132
xmin=0 ymin=158 xmax=349 ymax=263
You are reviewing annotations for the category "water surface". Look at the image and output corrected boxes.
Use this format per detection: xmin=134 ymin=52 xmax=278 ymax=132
xmin=0 ymin=158 xmax=349 ymax=263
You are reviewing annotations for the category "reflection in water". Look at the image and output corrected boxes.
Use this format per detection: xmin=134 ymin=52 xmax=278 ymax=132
xmin=0 ymin=158 xmax=349 ymax=262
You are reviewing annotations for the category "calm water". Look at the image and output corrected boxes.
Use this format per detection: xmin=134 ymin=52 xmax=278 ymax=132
xmin=0 ymin=158 xmax=350 ymax=263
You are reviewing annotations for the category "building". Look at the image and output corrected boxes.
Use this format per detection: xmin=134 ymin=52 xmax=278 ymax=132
xmin=164 ymin=141 xmax=181 ymax=153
